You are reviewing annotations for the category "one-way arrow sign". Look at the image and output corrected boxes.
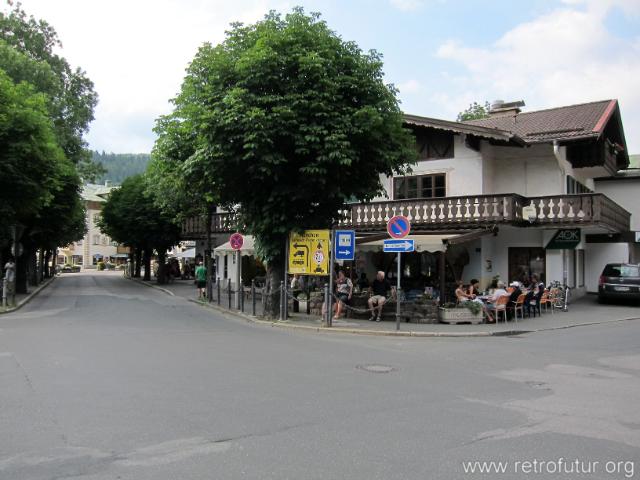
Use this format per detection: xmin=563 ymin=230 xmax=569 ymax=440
xmin=383 ymin=239 xmax=415 ymax=252
xmin=334 ymin=230 xmax=355 ymax=260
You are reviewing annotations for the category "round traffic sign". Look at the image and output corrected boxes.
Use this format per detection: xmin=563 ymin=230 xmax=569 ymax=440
xmin=229 ymin=233 xmax=244 ymax=250
xmin=387 ymin=215 xmax=411 ymax=239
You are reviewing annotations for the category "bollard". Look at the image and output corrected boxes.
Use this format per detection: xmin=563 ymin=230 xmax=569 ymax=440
xmin=279 ymin=281 xmax=284 ymax=321
xmin=324 ymin=283 xmax=330 ymax=327
xmin=217 ymin=281 xmax=221 ymax=305
xmin=240 ymin=282 xmax=244 ymax=312
xmin=2 ymin=278 xmax=7 ymax=308
xmin=262 ymin=285 xmax=267 ymax=317
xmin=251 ymin=279 xmax=256 ymax=316
xmin=228 ymin=278 xmax=232 ymax=309
xmin=306 ymin=286 xmax=311 ymax=315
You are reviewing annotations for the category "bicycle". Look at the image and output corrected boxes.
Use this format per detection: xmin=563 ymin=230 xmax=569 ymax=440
xmin=549 ymin=281 xmax=570 ymax=312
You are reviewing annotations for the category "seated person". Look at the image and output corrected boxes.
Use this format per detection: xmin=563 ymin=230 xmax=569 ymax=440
xmin=485 ymin=281 xmax=509 ymax=309
xmin=507 ymin=281 xmax=523 ymax=319
xmin=333 ymin=270 xmax=353 ymax=320
xmin=455 ymin=280 xmax=472 ymax=303
xmin=467 ymin=279 xmax=481 ymax=299
xmin=368 ymin=271 xmax=395 ymax=322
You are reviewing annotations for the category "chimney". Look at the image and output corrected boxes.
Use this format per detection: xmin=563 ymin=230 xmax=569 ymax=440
xmin=489 ymin=100 xmax=525 ymax=117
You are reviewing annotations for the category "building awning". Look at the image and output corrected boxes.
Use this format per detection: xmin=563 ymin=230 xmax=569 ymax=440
xmin=358 ymin=234 xmax=460 ymax=253
xmin=214 ymin=235 xmax=256 ymax=256
xmin=174 ymin=248 xmax=196 ymax=258
xmin=546 ymin=229 xmax=581 ymax=250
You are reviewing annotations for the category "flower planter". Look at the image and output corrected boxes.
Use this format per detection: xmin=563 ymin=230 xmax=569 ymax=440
xmin=439 ymin=307 xmax=483 ymax=324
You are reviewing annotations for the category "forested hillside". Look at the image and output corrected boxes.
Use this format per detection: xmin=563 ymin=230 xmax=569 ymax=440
xmin=92 ymin=151 xmax=151 ymax=185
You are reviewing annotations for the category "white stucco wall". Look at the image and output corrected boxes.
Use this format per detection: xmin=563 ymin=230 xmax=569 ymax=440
xmin=594 ymin=177 xmax=640 ymax=231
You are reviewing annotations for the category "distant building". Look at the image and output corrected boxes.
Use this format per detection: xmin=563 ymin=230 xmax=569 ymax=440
xmin=59 ymin=183 xmax=124 ymax=268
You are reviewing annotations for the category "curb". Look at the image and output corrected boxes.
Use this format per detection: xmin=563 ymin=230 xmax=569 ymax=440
xmin=0 ymin=276 xmax=56 ymax=314
xmin=128 ymin=277 xmax=640 ymax=338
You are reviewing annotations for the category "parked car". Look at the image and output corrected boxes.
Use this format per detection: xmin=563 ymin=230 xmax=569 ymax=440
xmin=598 ymin=263 xmax=640 ymax=303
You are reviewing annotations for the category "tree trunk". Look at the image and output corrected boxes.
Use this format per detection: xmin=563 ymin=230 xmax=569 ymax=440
xmin=38 ymin=249 xmax=45 ymax=283
xmin=156 ymin=251 xmax=166 ymax=284
xmin=16 ymin=251 xmax=28 ymax=294
xmin=143 ymin=248 xmax=152 ymax=281
xmin=264 ymin=257 xmax=284 ymax=319
xmin=134 ymin=248 xmax=142 ymax=278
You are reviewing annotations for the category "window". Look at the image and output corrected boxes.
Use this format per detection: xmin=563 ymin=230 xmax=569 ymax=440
xmin=102 ymin=236 xmax=108 ymax=246
xmin=394 ymin=174 xmax=446 ymax=200
xmin=508 ymin=247 xmax=546 ymax=284
xmin=414 ymin=129 xmax=454 ymax=160
xmin=93 ymin=213 xmax=101 ymax=224
xmin=566 ymin=175 xmax=591 ymax=194
xmin=93 ymin=235 xmax=100 ymax=245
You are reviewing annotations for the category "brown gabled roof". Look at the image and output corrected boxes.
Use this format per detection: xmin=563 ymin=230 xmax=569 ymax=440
xmin=403 ymin=114 xmax=525 ymax=145
xmin=462 ymin=99 xmax=616 ymax=144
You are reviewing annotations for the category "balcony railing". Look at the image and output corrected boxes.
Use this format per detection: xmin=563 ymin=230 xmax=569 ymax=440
xmin=181 ymin=193 xmax=630 ymax=238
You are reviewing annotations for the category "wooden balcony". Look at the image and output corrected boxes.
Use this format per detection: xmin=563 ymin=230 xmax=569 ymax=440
xmin=181 ymin=193 xmax=630 ymax=239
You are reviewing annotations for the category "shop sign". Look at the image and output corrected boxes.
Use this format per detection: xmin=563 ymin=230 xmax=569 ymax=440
xmin=545 ymin=229 xmax=581 ymax=250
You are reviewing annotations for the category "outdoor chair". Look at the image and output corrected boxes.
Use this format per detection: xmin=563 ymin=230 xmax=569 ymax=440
xmin=511 ymin=293 xmax=526 ymax=321
xmin=539 ymin=290 xmax=550 ymax=313
xmin=489 ymin=295 xmax=510 ymax=323
xmin=527 ymin=289 xmax=544 ymax=317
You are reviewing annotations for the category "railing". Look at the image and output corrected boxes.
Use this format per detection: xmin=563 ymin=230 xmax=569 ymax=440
xmin=181 ymin=193 xmax=630 ymax=238
xmin=526 ymin=193 xmax=630 ymax=232
xmin=335 ymin=194 xmax=526 ymax=231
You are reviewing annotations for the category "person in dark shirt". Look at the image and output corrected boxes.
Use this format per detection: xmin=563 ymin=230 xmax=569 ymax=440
xmin=357 ymin=272 xmax=370 ymax=291
xmin=367 ymin=271 xmax=395 ymax=321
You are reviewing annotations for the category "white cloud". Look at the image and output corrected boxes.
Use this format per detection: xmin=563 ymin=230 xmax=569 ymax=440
xmin=389 ymin=0 xmax=424 ymax=12
xmin=10 ymin=0 xmax=288 ymax=152
xmin=436 ymin=1 xmax=640 ymax=152
xmin=397 ymin=79 xmax=422 ymax=94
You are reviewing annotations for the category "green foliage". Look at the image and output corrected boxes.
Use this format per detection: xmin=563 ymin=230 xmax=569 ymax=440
xmin=92 ymin=151 xmax=151 ymax=185
xmin=0 ymin=4 xmax=98 ymax=165
xmin=462 ymin=301 xmax=482 ymax=315
xmin=0 ymin=3 xmax=96 ymax=288
xmin=0 ymin=69 xmax=61 ymax=225
xmin=155 ymin=8 xmax=416 ymax=263
xmin=457 ymin=101 xmax=491 ymax=122
xmin=99 ymin=174 xmax=181 ymax=255
xmin=96 ymin=261 xmax=105 ymax=271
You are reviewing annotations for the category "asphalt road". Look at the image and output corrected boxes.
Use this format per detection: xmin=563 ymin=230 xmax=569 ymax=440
xmin=1 ymin=271 xmax=638 ymax=480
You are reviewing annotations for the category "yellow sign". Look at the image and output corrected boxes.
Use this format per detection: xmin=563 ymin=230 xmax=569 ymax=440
xmin=288 ymin=230 xmax=330 ymax=275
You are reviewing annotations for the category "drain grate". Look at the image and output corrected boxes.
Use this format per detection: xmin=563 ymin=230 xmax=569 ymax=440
xmin=356 ymin=364 xmax=396 ymax=374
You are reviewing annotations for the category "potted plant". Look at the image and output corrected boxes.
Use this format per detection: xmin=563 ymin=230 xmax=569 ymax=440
xmin=439 ymin=301 xmax=483 ymax=324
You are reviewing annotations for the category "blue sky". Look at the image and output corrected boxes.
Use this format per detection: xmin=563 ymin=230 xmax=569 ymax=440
xmin=9 ymin=0 xmax=640 ymax=153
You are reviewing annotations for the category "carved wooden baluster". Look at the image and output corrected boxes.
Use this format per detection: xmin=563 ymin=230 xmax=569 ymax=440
xmin=406 ymin=205 xmax=413 ymax=221
xmin=567 ymin=199 xmax=576 ymax=219
xmin=356 ymin=206 xmax=362 ymax=224
xmin=556 ymin=199 xmax=565 ymax=220
xmin=384 ymin=206 xmax=390 ymax=222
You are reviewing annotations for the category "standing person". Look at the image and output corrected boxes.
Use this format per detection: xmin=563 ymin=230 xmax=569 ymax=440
xmin=333 ymin=270 xmax=353 ymax=320
xmin=194 ymin=261 xmax=207 ymax=300
xmin=3 ymin=256 xmax=16 ymax=306
xmin=367 ymin=271 xmax=394 ymax=322
xmin=290 ymin=274 xmax=303 ymax=313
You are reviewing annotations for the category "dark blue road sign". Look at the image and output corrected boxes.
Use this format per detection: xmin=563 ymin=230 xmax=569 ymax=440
xmin=334 ymin=230 xmax=355 ymax=261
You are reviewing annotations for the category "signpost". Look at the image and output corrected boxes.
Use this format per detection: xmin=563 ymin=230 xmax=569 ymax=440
xmin=334 ymin=230 xmax=355 ymax=261
xmin=288 ymin=230 xmax=330 ymax=275
xmin=383 ymin=239 xmax=415 ymax=253
xmin=230 ymin=233 xmax=243 ymax=309
xmin=386 ymin=216 xmax=410 ymax=331
xmin=387 ymin=215 xmax=411 ymax=239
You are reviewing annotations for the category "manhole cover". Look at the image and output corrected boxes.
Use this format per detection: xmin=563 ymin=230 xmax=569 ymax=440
xmin=356 ymin=364 xmax=396 ymax=374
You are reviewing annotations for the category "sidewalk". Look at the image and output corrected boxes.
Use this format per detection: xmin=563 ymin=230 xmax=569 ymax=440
xmin=134 ymin=278 xmax=640 ymax=337
xmin=0 ymin=276 xmax=56 ymax=314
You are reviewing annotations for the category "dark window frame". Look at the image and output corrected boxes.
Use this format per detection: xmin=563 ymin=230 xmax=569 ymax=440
xmin=393 ymin=173 xmax=447 ymax=200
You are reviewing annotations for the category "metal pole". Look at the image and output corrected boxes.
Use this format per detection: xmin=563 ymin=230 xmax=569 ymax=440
xmin=251 ymin=279 xmax=256 ymax=316
xmin=2 ymin=278 xmax=6 ymax=308
xmin=327 ymin=229 xmax=335 ymax=327
xmin=323 ymin=283 xmax=330 ymax=327
xmin=217 ymin=281 xmax=221 ymax=306
xmin=306 ymin=285 xmax=311 ymax=315
xmin=283 ymin=236 xmax=289 ymax=320
xmin=279 ymin=280 xmax=284 ymax=321
xmin=235 ymin=250 xmax=241 ymax=309
xmin=228 ymin=278 xmax=232 ymax=309
xmin=262 ymin=285 xmax=267 ymax=317
xmin=396 ymin=252 xmax=401 ymax=331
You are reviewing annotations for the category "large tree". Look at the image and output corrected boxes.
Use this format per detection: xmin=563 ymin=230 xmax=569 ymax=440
xmin=99 ymin=175 xmax=180 ymax=283
xmin=155 ymin=8 xmax=415 ymax=316
xmin=457 ymin=101 xmax=490 ymax=122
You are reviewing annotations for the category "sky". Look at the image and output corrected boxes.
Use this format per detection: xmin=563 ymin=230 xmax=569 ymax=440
xmin=5 ymin=0 xmax=640 ymax=154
